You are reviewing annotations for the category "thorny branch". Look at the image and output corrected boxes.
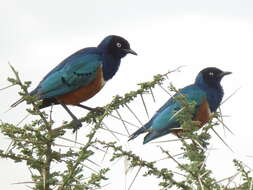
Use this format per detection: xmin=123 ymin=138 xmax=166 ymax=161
xmin=0 ymin=65 xmax=247 ymax=190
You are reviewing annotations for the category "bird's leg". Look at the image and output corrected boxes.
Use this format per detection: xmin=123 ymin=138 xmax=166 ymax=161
xmin=76 ymin=104 xmax=94 ymax=111
xmin=77 ymin=104 xmax=105 ymax=115
xmin=59 ymin=102 xmax=82 ymax=131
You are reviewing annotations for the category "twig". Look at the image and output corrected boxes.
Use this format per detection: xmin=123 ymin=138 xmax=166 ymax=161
xmin=128 ymin=166 xmax=142 ymax=190
xmin=115 ymin=109 xmax=130 ymax=136
xmin=140 ymin=94 xmax=149 ymax=119
xmin=158 ymin=84 xmax=172 ymax=95
xmin=221 ymin=87 xmax=241 ymax=105
xmin=0 ymin=84 xmax=16 ymax=90
xmin=125 ymin=104 xmax=143 ymax=126
xmin=109 ymin=113 xmax=140 ymax=128
xmin=210 ymin=127 xmax=234 ymax=152
xmin=149 ymin=87 xmax=156 ymax=103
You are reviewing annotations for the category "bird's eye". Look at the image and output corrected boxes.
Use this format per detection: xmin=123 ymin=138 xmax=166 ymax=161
xmin=209 ymin=72 xmax=214 ymax=76
xmin=116 ymin=42 xmax=122 ymax=48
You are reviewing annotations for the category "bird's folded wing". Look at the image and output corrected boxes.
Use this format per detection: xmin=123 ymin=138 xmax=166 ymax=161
xmin=34 ymin=53 xmax=102 ymax=99
xmin=149 ymin=85 xmax=207 ymax=132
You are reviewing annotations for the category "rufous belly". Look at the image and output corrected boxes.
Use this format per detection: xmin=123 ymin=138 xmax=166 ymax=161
xmin=194 ymin=100 xmax=211 ymax=127
xmin=171 ymin=100 xmax=211 ymax=136
xmin=56 ymin=67 xmax=105 ymax=105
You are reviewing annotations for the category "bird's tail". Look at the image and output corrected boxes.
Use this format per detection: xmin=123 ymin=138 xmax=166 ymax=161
xmin=143 ymin=129 xmax=171 ymax=144
xmin=4 ymin=98 xmax=25 ymax=113
xmin=10 ymin=89 xmax=38 ymax=108
xmin=143 ymin=132 xmax=160 ymax=144
xmin=10 ymin=98 xmax=25 ymax=108
xmin=128 ymin=126 xmax=147 ymax=141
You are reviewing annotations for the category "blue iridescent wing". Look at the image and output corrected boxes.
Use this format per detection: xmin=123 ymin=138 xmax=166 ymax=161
xmin=129 ymin=85 xmax=208 ymax=143
xmin=149 ymin=85 xmax=207 ymax=131
xmin=32 ymin=48 xmax=103 ymax=99
xmin=141 ymin=85 xmax=207 ymax=143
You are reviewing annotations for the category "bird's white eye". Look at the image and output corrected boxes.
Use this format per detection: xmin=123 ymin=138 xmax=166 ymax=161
xmin=209 ymin=72 xmax=214 ymax=76
xmin=116 ymin=42 xmax=122 ymax=48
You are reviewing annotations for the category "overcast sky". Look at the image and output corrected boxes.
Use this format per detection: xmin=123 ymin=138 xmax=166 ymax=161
xmin=1 ymin=0 xmax=253 ymax=189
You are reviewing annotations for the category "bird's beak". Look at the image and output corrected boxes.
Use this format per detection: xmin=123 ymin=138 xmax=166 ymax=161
xmin=123 ymin=48 xmax=138 ymax=55
xmin=220 ymin=71 xmax=232 ymax=78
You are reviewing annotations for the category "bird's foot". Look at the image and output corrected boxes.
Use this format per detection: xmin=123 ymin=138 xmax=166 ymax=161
xmin=72 ymin=119 xmax=82 ymax=132
xmin=90 ymin=107 xmax=105 ymax=115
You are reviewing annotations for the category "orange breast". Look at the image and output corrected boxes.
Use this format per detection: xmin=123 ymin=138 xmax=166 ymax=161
xmin=194 ymin=100 xmax=211 ymax=127
xmin=56 ymin=66 xmax=105 ymax=105
xmin=171 ymin=100 xmax=211 ymax=136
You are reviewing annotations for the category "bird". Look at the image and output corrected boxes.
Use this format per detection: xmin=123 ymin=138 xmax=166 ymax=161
xmin=11 ymin=35 xmax=137 ymax=130
xmin=128 ymin=67 xmax=231 ymax=144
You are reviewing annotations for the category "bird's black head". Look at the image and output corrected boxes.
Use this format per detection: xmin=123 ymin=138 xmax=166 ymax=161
xmin=196 ymin=67 xmax=232 ymax=88
xmin=98 ymin=35 xmax=137 ymax=58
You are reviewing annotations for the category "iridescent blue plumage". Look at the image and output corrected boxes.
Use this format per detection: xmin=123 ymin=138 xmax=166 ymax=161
xmin=11 ymin=35 xmax=137 ymax=130
xmin=129 ymin=67 xmax=231 ymax=144
xmin=32 ymin=49 xmax=103 ymax=99
xmin=29 ymin=35 xmax=137 ymax=100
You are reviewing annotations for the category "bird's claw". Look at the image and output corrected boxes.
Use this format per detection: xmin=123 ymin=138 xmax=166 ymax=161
xmin=90 ymin=107 xmax=105 ymax=115
xmin=72 ymin=119 xmax=82 ymax=132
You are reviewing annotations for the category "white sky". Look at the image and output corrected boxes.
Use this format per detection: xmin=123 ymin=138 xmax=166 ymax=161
xmin=1 ymin=0 xmax=253 ymax=189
